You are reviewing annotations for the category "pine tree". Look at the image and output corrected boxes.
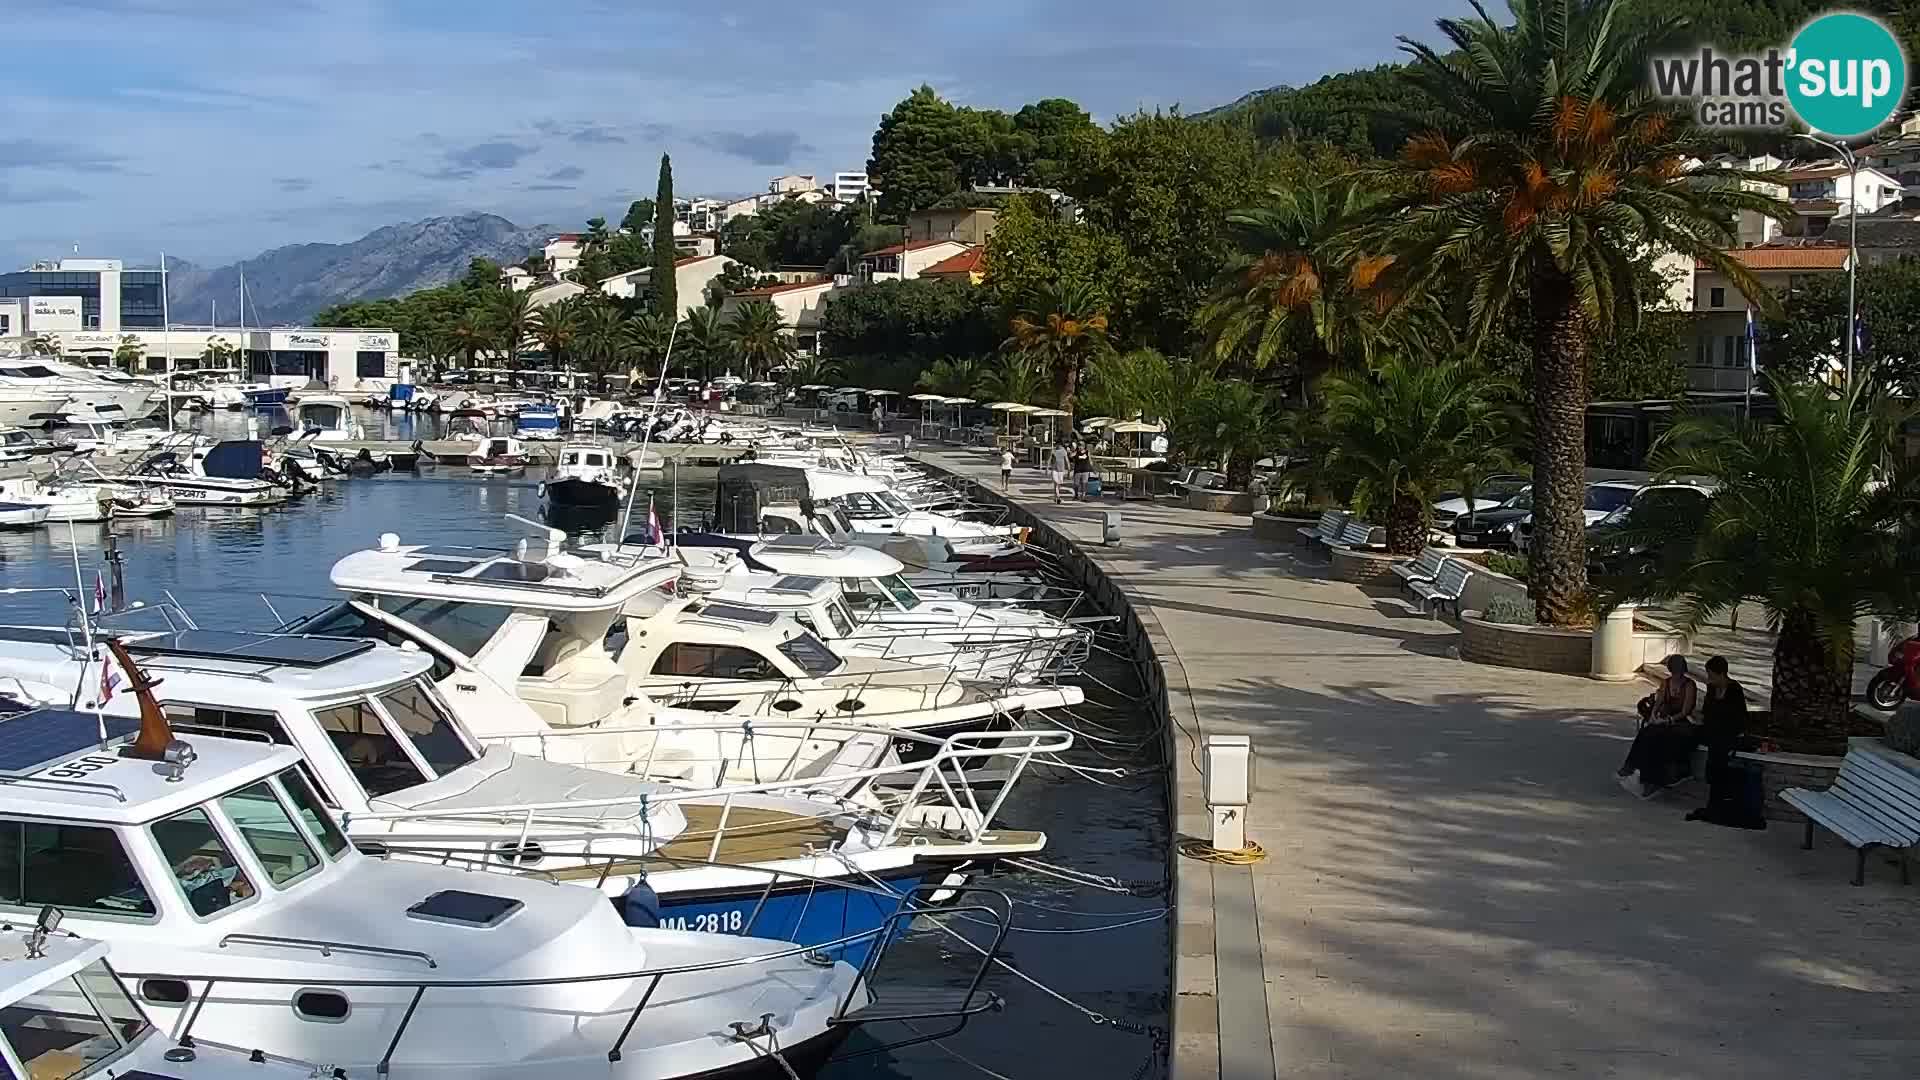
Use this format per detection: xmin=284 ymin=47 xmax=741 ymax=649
xmin=652 ymin=155 xmax=678 ymax=319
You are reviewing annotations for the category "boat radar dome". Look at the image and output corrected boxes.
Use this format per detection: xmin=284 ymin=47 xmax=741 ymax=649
xmin=379 ymin=532 xmax=402 ymax=551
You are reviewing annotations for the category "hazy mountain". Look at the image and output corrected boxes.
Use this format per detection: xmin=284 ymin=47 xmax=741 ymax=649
xmin=165 ymin=214 xmax=556 ymax=326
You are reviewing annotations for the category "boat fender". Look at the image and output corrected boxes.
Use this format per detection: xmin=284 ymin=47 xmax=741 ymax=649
xmin=537 ymin=482 xmax=547 ymax=498
xmin=621 ymin=880 xmax=663 ymax=927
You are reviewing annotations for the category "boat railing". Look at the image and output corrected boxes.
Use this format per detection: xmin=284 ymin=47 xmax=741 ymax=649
xmin=218 ymin=933 xmax=438 ymax=968
xmin=0 ymin=774 xmax=127 ymax=803
xmin=345 ymin=727 xmax=1071 ymax=854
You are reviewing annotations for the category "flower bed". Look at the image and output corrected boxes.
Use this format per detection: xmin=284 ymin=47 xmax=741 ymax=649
xmin=1458 ymin=609 xmax=1593 ymax=674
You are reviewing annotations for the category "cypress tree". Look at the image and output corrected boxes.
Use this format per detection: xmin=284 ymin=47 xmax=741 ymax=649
xmin=652 ymin=154 xmax=677 ymax=320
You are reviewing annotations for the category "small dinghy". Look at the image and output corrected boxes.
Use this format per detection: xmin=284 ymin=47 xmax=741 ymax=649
xmin=468 ymin=435 xmax=529 ymax=474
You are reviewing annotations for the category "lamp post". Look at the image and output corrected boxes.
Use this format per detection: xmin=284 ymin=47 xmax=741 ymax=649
xmin=1794 ymin=133 xmax=1860 ymax=389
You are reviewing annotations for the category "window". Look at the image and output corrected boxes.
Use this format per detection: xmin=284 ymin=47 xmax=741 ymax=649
xmin=1709 ymin=287 xmax=1725 ymax=308
xmin=287 ymin=603 xmax=456 ymax=680
xmin=825 ymin=599 xmax=855 ymax=637
xmin=0 ymin=314 xmax=8 ymax=335
xmin=355 ymin=350 xmax=386 ymax=378
xmin=1723 ymin=336 xmax=1738 ymax=367
xmin=1 ymin=964 xmax=150 ymax=1079
xmin=776 ymin=633 xmax=843 ymax=676
xmin=759 ymin=515 xmax=802 ymax=535
xmin=1584 ymin=486 xmax=1637 ymax=513
xmin=873 ymin=574 xmax=920 ymax=607
xmin=313 ymin=701 xmax=428 ymax=797
xmin=161 ymin=702 xmax=334 ymax=802
xmin=217 ymin=781 xmax=321 ymax=887
xmin=0 ymin=821 xmax=154 ymax=918
xmin=374 ymin=683 xmax=475 ymax=776
xmin=150 ymin=808 xmax=255 ymax=917
xmin=650 ymin=642 xmax=778 ymax=680
xmin=277 ymin=768 xmax=348 ymax=857
xmin=379 ymin=598 xmax=512 ymax=658
xmin=293 ymin=989 xmax=351 ymax=1023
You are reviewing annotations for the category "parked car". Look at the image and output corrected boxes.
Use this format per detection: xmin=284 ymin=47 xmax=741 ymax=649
xmin=1513 ymin=481 xmax=1642 ymax=554
xmin=1449 ymin=485 xmax=1532 ymax=548
xmin=1430 ymin=474 xmax=1529 ymax=534
xmin=1585 ymin=483 xmax=1715 ymax=572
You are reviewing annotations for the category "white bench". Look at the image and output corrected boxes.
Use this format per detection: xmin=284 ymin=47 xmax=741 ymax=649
xmin=1330 ymin=521 xmax=1382 ymax=551
xmin=1410 ymin=559 xmax=1473 ymax=618
xmin=1781 ymin=743 xmax=1920 ymax=886
xmin=1393 ymin=547 xmax=1452 ymax=587
xmin=1297 ymin=510 xmax=1350 ymax=547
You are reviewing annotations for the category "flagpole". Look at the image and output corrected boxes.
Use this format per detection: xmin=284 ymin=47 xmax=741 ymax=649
xmin=1744 ymin=305 xmax=1755 ymax=421
xmin=65 ymin=523 xmax=107 ymax=742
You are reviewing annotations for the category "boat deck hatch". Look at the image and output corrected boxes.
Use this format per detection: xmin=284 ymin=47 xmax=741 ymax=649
xmin=695 ymin=603 xmax=780 ymax=626
xmin=405 ymin=889 xmax=523 ymax=928
xmin=471 ymin=561 xmax=552 ymax=584
xmin=0 ymin=709 xmax=139 ymax=775
xmin=404 ymin=558 xmax=481 ymax=575
xmin=768 ymin=576 xmax=828 ymax=594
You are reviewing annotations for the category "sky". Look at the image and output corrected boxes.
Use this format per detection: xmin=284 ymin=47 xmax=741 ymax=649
xmin=0 ymin=0 xmax=1477 ymax=270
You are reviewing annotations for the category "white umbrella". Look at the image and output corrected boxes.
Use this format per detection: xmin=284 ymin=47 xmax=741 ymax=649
xmin=1080 ymin=416 xmax=1116 ymax=430
xmin=1029 ymin=408 xmax=1070 ymax=417
xmin=907 ymin=392 xmax=946 ymax=401
xmin=1108 ymin=420 xmax=1164 ymax=433
xmin=799 ymin=384 xmax=831 ymax=391
xmin=868 ymin=389 xmax=898 ymax=396
xmin=836 ymin=386 xmax=867 ymax=393
xmin=986 ymin=401 xmax=1023 ymax=411
xmin=943 ymin=396 xmax=975 ymax=405
xmin=1005 ymin=404 xmax=1040 ymax=414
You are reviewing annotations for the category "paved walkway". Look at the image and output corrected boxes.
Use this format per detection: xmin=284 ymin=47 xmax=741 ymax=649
xmin=922 ymin=449 xmax=1920 ymax=1080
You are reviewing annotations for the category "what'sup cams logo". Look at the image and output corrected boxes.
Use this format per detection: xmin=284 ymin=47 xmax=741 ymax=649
xmin=1650 ymin=11 xmax=1909 ymax=138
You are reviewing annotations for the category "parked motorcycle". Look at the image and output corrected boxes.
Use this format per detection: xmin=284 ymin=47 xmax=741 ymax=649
xmin=1865 ymin=631 xmax=1920 ymax=710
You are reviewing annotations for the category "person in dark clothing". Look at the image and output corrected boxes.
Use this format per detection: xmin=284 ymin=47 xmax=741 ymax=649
xmin=1617 ymin=655 xmax=1700 ymax=797
xmin=1696 ymin=655 xmax=1748 ymax=782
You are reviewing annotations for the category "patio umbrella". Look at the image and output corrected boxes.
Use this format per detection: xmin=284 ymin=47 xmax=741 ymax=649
xmin=799 ymin=384 xmax=831 ymax=390
xmin=1029 ymin=407 xmax=1069 ymax=444
xmin=1106 ymin=419 xmax=1166 ymax=459
xmin=1080 ymin=416 xmax=1116 ymax=432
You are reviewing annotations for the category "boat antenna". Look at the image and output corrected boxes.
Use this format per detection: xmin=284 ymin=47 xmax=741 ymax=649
xmin=60 ymin=521 xmax=111 ymax=742
xmin=616 ymin=318 xmax=679 ymax=553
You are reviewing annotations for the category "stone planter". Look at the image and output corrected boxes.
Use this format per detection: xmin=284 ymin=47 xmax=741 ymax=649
xmin=1458 ymin=565 xmax=1528 ymax=614
xmin=1330 ymin=546 xmax=1409 ymax=588
xmin=1593 ymin=608 xmax=1691 ymax=681
xmin=1252 ymin=512 xmax=1317 ymax=542
xmin=1186 ymin=489 xmax=1253 ymax=513
xmin=1458 ymin=610 xmax=1593 ymax=675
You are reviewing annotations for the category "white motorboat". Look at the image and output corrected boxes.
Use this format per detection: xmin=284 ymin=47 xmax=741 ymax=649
xmin=291 ymin=393 xmax=362 ymax=442
xmin=541 ymin=442 xmax=629 ymax=508
xmin=467 ymin=436 xmax=529 ymax=474
xmin=0 ymin=389 xmax=66 ymax=428
xmin=0 ymin=696 xmax=913 ymax=1079
xmin=0 ymin=624 xmax=1049 ymax=971
xmin=515 ymin=403 xmax=563 ymax=440
xmin=120 ymin=439 xmax=285 ymax=507
xmin=0 ymin=501 xmax=49 ymax=528
xmin=52 ymin=419 xmax=177 ymax=455
xmin=0 ymin=425 xmax=54 ymax=463
xmin=0 ymin=924 xmax=335 ymax=1080
xmin=0 ymin=357 xmax=164 ymax=420
xmin=714 ymin=463 xmax=1025 ymax=555
xmin=0 ymin=470 xmax=111 ymax=523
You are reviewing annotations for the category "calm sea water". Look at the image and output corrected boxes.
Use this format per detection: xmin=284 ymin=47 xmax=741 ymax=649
xmin=0 ymin=407 xmax=1171 ymax=1080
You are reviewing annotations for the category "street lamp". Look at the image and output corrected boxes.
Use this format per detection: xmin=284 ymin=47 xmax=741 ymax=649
xmin=1794 ymin=133 xmax=1860 ymax=388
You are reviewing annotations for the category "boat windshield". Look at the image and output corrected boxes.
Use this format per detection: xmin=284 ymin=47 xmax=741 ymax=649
xmin=826 ymin=597 xmax=856 ymax=636
xmin=872 ymin=574 xmax=920 ymax=607
xmin=375 ymin=597 xmax=513 ymax=659
xmin=216 ymin=780 xmax=322 ymax=888
xmin=876 ymin=491 xmax=913 ymax=515
xmin=301 ymin=404 xmax=345 ymax=428
xmin=375 ymin=681 xmax=476 ymax=775
xmin=1 ymin=960 xmax=150 ymax=1077
xmin=776 ymin=632 xmax=843 ymax=676
xmin=0 ymin=366 xmax=58 ymax=379
xmin=150 ymin=807 xmax=257 ymax=918
xmin=277 ymin=767 xmax=349 ymax=857
xmin=284 ymin=602 xmax=456 ymax=680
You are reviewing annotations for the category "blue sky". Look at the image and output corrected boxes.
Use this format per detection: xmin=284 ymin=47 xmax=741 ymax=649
xmin=0 ymin=0 xmax=1474 ymax=269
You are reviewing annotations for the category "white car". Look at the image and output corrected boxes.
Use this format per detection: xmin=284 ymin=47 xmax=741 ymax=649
xmin=1431 ymin=474 xmax=1529 ymax=534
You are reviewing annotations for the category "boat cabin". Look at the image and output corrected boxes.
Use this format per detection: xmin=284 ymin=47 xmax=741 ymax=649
xmin=292 ymin=395 xmax=356 ymax=442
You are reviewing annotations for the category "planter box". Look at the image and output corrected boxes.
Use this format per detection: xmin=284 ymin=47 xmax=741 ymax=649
xmin=1252 ymin=512 xmax=1317 ymax=542
xmin=1186 ymin=489 xmax=1252 ymax=513
xmin=1458 ymin=610 xmax=1593 ymax=675
xmin=1330 ymin=546 xmax=1408 ymax=587
xmin=1459 ymin=565 xmax=1528 ymax=614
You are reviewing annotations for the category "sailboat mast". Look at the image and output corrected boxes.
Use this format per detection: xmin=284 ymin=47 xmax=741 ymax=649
xmin=160 ymin=252 xmax=173 ymax=433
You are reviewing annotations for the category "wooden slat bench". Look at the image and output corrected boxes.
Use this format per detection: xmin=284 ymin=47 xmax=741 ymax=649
xmin=1410 ymin=558 xmax=1473 ymax=618
xmin=1296 ymin=510 xmax=1350 ymax=547
xmin=1781 ymin=742 xmax=1920 ymax=886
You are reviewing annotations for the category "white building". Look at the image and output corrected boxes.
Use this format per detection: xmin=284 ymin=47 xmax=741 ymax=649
xmin=1781 ymin=163 xmax=1906 ymax=238
xmin=501 ymin=266 xmax=535 ymax=291
xmin=542 ymin=234 xmax=586 ymax=275
xmin=769 ymin=174 xmax=817 ymax=195
xmin=832 ymin=172 xmax=871 ymax=203
xmin=599 ymin=255 xmax=736 ymax=319
xmin=857 ymin=239 xmax=970 ymax=283
xmin=718 ymin=279 xmax=839 ymax=356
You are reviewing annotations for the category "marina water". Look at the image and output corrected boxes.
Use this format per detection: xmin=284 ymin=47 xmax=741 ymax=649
xmin=0 ymin=407 xmax=1171 ymax=1080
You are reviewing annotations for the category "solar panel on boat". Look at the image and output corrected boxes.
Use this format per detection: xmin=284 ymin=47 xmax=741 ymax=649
xmin=470 ymin=561 xmax=552 ymax=584
xmin=697 ymin=603 xmax=781 ymax=625
xmin=404 ymin=558 xmax=479 ymax=574
xmin=123 ymin=629 xmax=375 ymax=667
xmin=0 ymin=709 xmax=140 ymax=776
xmin=769 ymin=575 xmax=828 ymax=594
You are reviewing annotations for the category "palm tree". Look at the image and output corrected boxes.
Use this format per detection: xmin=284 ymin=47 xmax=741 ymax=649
xmin=1081 ymin=348 xmax=1177 ymax=425
xmin=1316 ymin=356 xmax=1519 ymax=554
xmin=1606 ymin=377 xmax=1920 ymax=742
xmin=724 ymin=300 xmax=796 ymax=381
xmin=492 ymin=289 xmax=535 ymax=367
xmin=1197 ymin=176 xmax=1417 ymax=399
xmin=578 ymin=302 xmax=629 ymax=392
xmin=784 ymin=353 xmax=843 ymax=389
xmin=584 ymin=216 xmax=610 ymax=251
xmin=449 ymin=308 xmax=493 ymax=369
xmin=200 ymin=337 xmax=238 ymax=371
xmin=1005 ymin=280 xmax=1111 ymax=415
xmin=112 ymin=336 xmax=144 ymax=374
xmin=914 ymin=357 xmax=983 ymax=398
xmin=1360 ymin=0 xmax=1790 ymax=623
xmin=622 ymin=312 xmax=676 ymax=381
xmin=528 ymin=296 xmax=585 ymax=373
xmin=1187 ymin=379 xmax=1288 ymax=488
xmin=676 ymin=307 xmax=728 ymax=383
xmin=977 ymin=354 xmax=1050 ymax=406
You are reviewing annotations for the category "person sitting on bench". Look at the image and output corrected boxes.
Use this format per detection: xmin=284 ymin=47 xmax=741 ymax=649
xmin=1617 ymin=655 xmax=1698 ymax=798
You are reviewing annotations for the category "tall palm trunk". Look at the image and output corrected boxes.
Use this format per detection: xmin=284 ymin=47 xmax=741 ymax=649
xmin=1059 ymin=354 xmax=1082 ymax=416
xmin=1771 ymin=608 xmax=1854 ymax=737
xmin=1528 ymin=270 xmax=1591 ymax=625
xmin=1386 ymin=493 xmax=1426 ymax=556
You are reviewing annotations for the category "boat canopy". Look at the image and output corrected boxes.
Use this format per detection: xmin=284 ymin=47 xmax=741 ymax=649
xmin=202 ymin=440 xmax=265 ymax=480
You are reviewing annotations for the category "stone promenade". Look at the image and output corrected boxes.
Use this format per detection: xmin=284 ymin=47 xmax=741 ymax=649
xmin=922 ymin=448 xmax=1920 ymax=1080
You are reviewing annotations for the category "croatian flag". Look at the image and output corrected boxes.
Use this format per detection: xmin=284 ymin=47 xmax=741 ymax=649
xmin=646 ymin=495 xmax=665 ymax=547
xmin=93 ymin=570 xmax=107 ymax=614
xmin=99 ymin=655 xmax=120 ymax=705
xmin=1745 ymin=307 xmax=1758 ymax=374
xmin=1855 ymin=313 xmax=1871 ymax=357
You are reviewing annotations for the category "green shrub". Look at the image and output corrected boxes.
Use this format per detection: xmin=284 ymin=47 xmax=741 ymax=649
xmin=1481 ymin=594 xmax=1536 ymax=626
xmin=1481 ymin=552 xmax=1528 ymax=579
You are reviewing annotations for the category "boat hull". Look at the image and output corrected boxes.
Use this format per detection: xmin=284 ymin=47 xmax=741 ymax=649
xmin=543 ymin=476 xmax=622 ymax=508
xmin=628 ymin=864 xmax=935 ymax=969
xmin=242 ymin=387 xmax=292 ymax=407
xmin=0 ymin=504 xmax=50 ymax=528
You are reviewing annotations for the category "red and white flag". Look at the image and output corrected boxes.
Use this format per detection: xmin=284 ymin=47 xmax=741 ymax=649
xmin=93 ymin=570 xmax=107 ymax=615
xmin=646 ymin=495 xmax=665 ymax=547
xmin=99 ymin=655 xmax=120 ymax=705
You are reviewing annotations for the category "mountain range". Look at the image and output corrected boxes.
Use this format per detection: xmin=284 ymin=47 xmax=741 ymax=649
xmin=164 ymin=214 xmax=555 ymax=327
